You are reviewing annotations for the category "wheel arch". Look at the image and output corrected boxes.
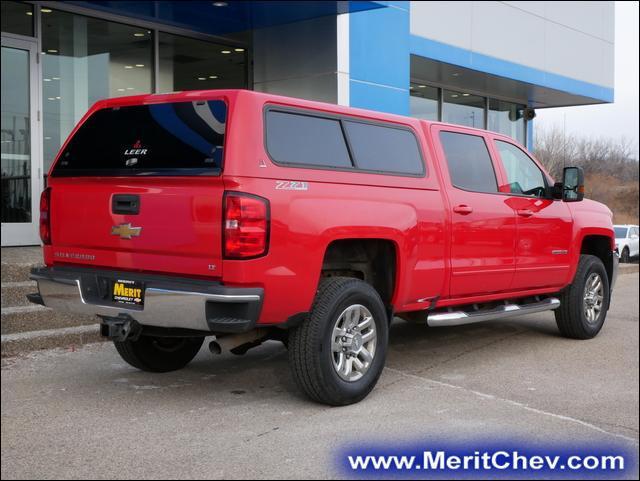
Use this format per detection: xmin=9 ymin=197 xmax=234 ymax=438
xmin=320 ymin=238 xmax=399 ymax=313
xmin=580 ymin=234 xmax=616 ymax=288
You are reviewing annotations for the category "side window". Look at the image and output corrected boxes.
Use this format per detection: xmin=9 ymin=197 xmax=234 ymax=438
xmin=439 ymin=131 xmax=498 ymax=193
xmin=343 ymin=121 xmax=424 ymax=175
xmin=496 ymin=140 xmax=547 ymax=197
xmin=265 ymin=110 xmax=352 ymax=168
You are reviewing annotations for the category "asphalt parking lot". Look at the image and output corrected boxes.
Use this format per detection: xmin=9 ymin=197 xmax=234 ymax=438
xmin=2 ymin=270 xmax=638 ymax=479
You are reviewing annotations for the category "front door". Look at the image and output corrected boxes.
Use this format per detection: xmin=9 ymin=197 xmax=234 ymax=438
xmin=491 ymin=138 xmax=573 ymax=290
xmin=1 ymin=36 xmax=41 ymax=246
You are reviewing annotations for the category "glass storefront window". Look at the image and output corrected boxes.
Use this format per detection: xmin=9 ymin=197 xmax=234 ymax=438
xmin=41 ymin=9 xmax=153 ymax=171
xmin=409 ymin=84 xmax=438 ymax=121
xmin=442 ymin=90 xmax=485 ymax=129
xmin=158 ymin=33 xmax=247 ymax=92
xmin=1 ymin=45 xmax=31 ymax=222
xmin=1 ymin=1 xmax=34 ymax=37
xmin=488 ymin=99 xmax=526 ymax=145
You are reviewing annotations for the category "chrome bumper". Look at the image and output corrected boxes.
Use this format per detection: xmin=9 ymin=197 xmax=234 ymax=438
xmin=29 ymin=267 xmax=263 ymax=333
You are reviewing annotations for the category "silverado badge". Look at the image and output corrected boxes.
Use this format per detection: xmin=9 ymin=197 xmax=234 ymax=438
xmin=111 ymin=223 xmax=142 ymax=239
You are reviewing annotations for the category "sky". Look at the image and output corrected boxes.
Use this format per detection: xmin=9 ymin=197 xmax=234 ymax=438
xmin=535 ymin=1 xmax=639 ymax=156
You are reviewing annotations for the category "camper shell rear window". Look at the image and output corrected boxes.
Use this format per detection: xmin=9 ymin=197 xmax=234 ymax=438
xmin=51 ymin=99 xmax=227 ymax=177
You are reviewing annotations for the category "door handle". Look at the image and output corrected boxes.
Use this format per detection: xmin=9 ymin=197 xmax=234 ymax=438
xmin=453 ymin=204 xmax=473 ymax=215
xmin=112 ymin=194 xmax=140 ymax=215
xmin=516 ymin=209 xmax=534 ymax=217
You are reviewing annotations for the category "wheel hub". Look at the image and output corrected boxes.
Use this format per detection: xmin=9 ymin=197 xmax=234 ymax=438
xmin=351 ymin=333 xmax=363 ymax=352
xmin=331 ymin=304 xmax=377 ymax=382
xmin=583 ymin=272 xmax=604 ymax=324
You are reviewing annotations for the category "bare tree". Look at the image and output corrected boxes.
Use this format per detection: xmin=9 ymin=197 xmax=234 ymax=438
xmin=533 ymin=126 xmax=639 ymax=223
xmin=534 ymin=126 xmax=639 ymax=182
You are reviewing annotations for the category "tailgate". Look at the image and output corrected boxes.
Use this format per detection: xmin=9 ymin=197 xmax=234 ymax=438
xmin=49 ymin=177 xmax=224 ymax=278
xmin=45 ymin=98 xmax=228 ymax=278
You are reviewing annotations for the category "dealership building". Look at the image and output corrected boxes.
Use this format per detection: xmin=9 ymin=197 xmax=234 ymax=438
xmin=1 ymin=0 xmax=615 ymax=246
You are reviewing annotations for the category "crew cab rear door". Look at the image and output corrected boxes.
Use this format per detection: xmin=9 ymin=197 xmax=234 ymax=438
xmin=46 ymin=98 xmax=228 ymax=278
xmin=433 ymin=125 xmax=517 ymax=298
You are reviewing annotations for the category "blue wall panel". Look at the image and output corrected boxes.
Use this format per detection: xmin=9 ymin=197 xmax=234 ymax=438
xmin=349 ymin=81 xmax=409 ymax=115
xmin=349 ymin=1 xmax=410 ymax=114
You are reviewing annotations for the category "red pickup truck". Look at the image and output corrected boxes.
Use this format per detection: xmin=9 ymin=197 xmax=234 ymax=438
xmin=29 ymin=90 xmax=618 ymax=405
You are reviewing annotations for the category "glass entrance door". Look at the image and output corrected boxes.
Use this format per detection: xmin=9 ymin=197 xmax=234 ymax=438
xmin=1 ymin=37 xmax=41 ymax=246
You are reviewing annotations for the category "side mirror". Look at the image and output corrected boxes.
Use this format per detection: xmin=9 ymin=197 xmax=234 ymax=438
xmin=562 ymin=166 xmax=585 ymax=202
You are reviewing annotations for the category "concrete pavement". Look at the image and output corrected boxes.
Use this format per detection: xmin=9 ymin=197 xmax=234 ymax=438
xmin=2 ymin=272 xmax=638 ymax=479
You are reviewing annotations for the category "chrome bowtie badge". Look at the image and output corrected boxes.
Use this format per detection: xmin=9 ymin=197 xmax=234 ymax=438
xmin=111 ymin=223 xmax=142 ymax=239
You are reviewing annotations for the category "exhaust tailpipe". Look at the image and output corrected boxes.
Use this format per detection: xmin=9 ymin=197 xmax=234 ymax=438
xmin=209 ymin=340 xmax=222 ymax=355
xmin=208 ymin=329 xmax=268 ymax=355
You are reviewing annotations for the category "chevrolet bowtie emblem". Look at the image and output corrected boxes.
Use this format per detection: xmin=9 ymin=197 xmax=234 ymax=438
xmin=111 ymin=223 xmax=142 ymax=239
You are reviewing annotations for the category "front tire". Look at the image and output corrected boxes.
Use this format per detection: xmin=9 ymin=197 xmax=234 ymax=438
xmin=114 ymin=335 xmax=204 ymax=373
xmin=288 ymin=277 xmax=389 ymax=406
xmin=555 ymin=254 xmax=610 ymax=339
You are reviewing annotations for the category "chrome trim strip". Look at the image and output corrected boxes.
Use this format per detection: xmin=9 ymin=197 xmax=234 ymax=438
xmin=145 ymin=287 xmax=260 ymax=302
xmin=427 ymin=298 xmax=560 ymax=327
xmin=35 ymin=276 xmax=260 ymax=332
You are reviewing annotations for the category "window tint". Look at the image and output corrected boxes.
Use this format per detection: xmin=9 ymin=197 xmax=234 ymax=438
xmin=496 ymin=141 xmax=546 ymax=197
xmin=614 ymin=227 xmax=628 ymax=238
xmin=266 ymin=111 xmax=352 ymax=168
xmin=439 ymin=132 xmax=497 ymax=193
xmin=51 ymin=100 xmax=227 ymax=176
xmin=344 ymin=121 xmax=424 ymax=175
xmin=1 ymin=1 xmax=34 ymax=37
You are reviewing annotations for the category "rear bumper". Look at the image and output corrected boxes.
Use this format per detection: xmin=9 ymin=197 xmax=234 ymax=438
xmin=29 ymin=266 xmax=263 ymax=333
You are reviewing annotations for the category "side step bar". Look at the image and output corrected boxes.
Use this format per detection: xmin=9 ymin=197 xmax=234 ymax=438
xmin=427 ymin=297 xmax=560 ymax=327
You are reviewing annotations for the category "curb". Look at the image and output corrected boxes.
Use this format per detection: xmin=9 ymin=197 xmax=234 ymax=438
xmin=1 ymin=324 xmax=105 ymax=358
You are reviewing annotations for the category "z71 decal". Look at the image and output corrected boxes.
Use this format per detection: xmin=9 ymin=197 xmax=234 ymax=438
xmin=275 ymin=181 xmax=308 ymax=191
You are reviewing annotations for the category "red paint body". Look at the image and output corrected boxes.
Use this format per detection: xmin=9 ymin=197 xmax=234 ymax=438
xmin=43 ymin=90 xmax=615 ymax=325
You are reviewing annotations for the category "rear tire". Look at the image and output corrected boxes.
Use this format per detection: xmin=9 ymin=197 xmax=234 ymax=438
xmin=620 ymin=247 xmax=630 ymax=263
xmin=555 ymin=254 xmax=610 ymax=339
xmin=114 ymin=335 xmax=204 ymax=373
xmin=288 ymin=277 xmax=389 ymax=406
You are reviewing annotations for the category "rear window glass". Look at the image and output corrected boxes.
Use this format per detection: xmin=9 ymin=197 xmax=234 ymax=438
xmin=614 ymin=227 xmax=628 ymax=238
xmin=440 ymin=131 xmax=498 ymax=193
xmin=51 ymin=100 xmax=227 ymax=176
xmin=344 ymin=121 xmax=423 ymax=175
xmin=265 ymin=111 xmax=352 ymax=168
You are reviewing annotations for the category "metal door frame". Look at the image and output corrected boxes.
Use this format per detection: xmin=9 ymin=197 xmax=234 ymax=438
xmin=1 ymin=35 xmax=43 ymax=246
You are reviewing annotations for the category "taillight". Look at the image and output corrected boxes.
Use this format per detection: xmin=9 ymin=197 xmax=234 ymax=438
xmin=223 ymin=192 xmax=269 ymax=259
xmin=39 ymin=187 xmax=52 ymax=245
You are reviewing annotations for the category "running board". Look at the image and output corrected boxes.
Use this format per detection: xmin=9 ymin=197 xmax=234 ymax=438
xmin=426 ymin=297 xmax=560 ymax=327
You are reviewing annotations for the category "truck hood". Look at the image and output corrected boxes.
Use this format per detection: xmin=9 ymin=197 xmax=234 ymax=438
xmin=571 ymin=198 xmax=613 ymax=218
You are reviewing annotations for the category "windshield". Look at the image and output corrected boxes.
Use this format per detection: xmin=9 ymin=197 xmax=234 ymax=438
xmin=51 ymin=99 xmax=227 ymax=176
xmin=614 ymin=227 xmax=628 ymax=238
